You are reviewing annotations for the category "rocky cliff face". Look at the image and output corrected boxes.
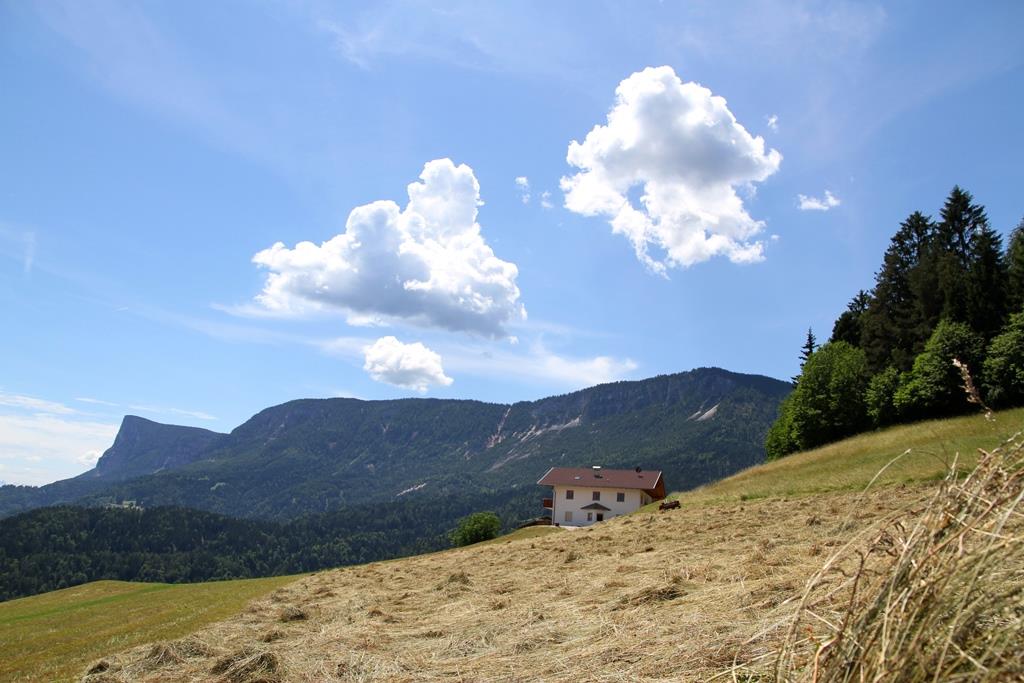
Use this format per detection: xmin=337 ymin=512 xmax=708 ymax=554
xmin=91 ymin=416 xmax=226 ymax=481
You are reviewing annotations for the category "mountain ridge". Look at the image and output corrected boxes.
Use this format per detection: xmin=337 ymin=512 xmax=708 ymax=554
xmin=0 ymin=367 xmax=790 ymax=520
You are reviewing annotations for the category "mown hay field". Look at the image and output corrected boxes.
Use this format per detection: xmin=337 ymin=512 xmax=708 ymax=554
xmin=84 ymin=485 xmax=935 ymax=682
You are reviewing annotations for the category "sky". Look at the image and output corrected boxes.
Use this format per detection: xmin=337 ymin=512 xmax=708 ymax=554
xmin=2 ymin=1 xmax=1023 ymax=486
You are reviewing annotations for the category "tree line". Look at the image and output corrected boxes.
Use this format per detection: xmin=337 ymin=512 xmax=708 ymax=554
xmin=768 ymin=186 xmax=1024 ymax=459
xmin=0 ymin=487 xmax=537 ymax=601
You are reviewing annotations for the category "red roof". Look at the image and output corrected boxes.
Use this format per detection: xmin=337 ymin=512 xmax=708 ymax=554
xmin=537 ymin=467 xmax=666 ymax=500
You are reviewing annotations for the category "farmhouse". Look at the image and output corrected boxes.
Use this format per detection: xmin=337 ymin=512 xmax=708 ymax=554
xmin=539 ymin=465 xmax=666 ymax=526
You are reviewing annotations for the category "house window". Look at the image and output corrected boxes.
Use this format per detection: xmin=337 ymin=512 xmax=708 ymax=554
xmin=587 ymin=512 xmax=593 ymax=521
xmin=564 ymin=511 xmax=572 ymax=522
xmin=566 ymin=489 xmax=574 ymax=500
xmin=616 ymin=492 xmax=625 ymax=502
xmin=592 ymin=491 xmax=601 ymax=501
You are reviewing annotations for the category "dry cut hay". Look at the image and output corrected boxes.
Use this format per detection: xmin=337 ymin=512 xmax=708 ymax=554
xmin=210 ymin=645 xmax=282 ymax=682
xmin=767 ymin=431 xmax=1024 ymax=682
xmin=82 ymin=636 xmax=218 ymax=681
xmin=80 ymin=467 xmax=936 ymax=681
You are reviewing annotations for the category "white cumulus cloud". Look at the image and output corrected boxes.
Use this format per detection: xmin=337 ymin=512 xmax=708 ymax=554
xmin=514 ymin=176 xmax=530 ymax=204
xmin=561 ymin=66 xmax=782 ymax=274
xmin=363 ymin=336 xmax=454 ymax=392
xmin=797 ymin=190 xmax=841 ymax=211
xmin=253 ymin=159 xmax=525 ymax=338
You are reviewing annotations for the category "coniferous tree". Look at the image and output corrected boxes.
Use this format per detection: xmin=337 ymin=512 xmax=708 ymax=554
xmin=800 ymin=328 xmax=817 ymax=365
xmin=965 ymin=213 xmax=1007 ymax=340
xmin=830 ymin=290 xmax=870 ymax=347
xmin=1006 ymin=218 xmax=1024 ymax=314
xmin=793 ymin=328 xmax=817 ymax=384
xmin=930 ymin=186 xmax=988 ymax=324
xmin=861 ymin=212 xmax=933 ymax=372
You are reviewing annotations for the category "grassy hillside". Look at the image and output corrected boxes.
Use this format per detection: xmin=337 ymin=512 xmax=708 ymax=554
xmin=674 ymin=407 xmax=1023 ymax=507
xmin=7 ymin=409 xmax=1021 ymax=681
xmin=0 ymin=576 xmax=298 ymax=682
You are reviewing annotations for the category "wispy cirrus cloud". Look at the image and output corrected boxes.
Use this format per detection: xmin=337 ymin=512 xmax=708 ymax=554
xmin=0 ymin=223 xmax=38 ymax=275
xmin=0 ymin=392 xmax=78 ymax=415
xmin=0 ymin=391 xmax=119 ymax=486
xmin=73 ymin=396 xmax=217 ymax=422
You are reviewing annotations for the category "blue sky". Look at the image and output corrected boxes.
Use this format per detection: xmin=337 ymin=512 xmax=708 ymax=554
xmin=2 ymin=1 xmax=1022 ymax=485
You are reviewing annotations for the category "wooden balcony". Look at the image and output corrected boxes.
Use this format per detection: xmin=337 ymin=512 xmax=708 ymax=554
xmin=542 ymin=498 xmax=553 ymax=509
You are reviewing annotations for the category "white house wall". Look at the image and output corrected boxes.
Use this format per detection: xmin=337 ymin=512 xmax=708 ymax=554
xmin=551 ymin=485 xmax=650 ymax=527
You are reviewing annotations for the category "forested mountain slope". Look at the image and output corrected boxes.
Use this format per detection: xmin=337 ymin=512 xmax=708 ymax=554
xmin=0 ymin=367 xmax=790 ymax=520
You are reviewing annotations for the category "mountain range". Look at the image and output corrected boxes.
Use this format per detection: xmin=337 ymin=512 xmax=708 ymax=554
xmin=0 ymin=367 xmax=790 ymax=521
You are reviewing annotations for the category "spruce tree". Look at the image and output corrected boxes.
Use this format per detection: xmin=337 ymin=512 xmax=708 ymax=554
xmin=966 ymin=218 xmax=1007 ymax=339
xmin=793 ymin=328 xmax=817 ymax=384
xmin=800 ymin=328 xmax=817 ymax=366
xmin=830 ymin=290 xmax=870 ymax=347
xmin=861 ymin=212 xmax=933 ymax=372
xmin=1007 ymin=218 xmax=1024 ymax=314
xmin=932 ymin=186 xmax=987 ymax=324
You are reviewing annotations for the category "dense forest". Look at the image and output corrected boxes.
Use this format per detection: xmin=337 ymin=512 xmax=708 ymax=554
xmin=768 ymin=186 xmax=1024 ymax=458
xmin=0 ymin=487 xmax=537 ymax=601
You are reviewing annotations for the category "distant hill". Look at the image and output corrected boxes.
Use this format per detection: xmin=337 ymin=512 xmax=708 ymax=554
xmin=0 ymin=417 xmax=227 ymax=516
xmin=0 ymin=367 xmax=791 ymax=520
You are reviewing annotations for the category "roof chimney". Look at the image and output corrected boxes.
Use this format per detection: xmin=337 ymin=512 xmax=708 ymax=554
xmin=592 ymin=464 xmax=603 ymax=478
xmin=592 ymin=465 xmax=601 ymax=470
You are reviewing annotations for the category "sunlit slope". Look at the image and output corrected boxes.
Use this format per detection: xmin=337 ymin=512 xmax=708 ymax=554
xmin=0 ymin=576 xmax=298 ymax=682
xmin=671 ymin=407 xmax=1024 ymax=507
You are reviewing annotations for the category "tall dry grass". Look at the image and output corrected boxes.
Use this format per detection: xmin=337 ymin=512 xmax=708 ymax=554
xmin=769 ymin=430 xmax=1024 ymax=682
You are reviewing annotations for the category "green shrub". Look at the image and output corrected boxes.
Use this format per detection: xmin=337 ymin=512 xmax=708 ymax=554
xmin=865 ymin=366 xmax=902 ymax=427
xmin=449 ymin=512 xmax=501 ymax=547
xmin=790 ymin=342 xmax=870 ymax=450
xmin=983 ymin=311 xmax=1024 ymax=407
xmin=765 ymin=394 xmax=799 ymax=460
xmin=894 ymin=319 xmax=984 ymax=419
xmin=764 ymin=342 xmax=870 ymax=458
